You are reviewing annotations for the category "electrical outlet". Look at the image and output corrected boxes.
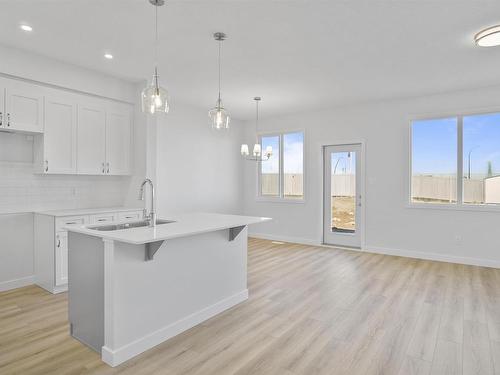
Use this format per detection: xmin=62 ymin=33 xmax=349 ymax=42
xmin=454 ymin=234 xmax=462 ymax=243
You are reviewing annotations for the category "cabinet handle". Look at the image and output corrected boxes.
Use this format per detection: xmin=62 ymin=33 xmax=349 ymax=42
xmin=65 ymin=222 xmax=77 ymax=225
xmin=0 ymin=111 xmax=2 ymax=126
xmin=44 ymin=160 xmax=49 ymax=172
xmin=102 ymin=162 xmax=105 ymax=174
xmin=56 ymin=236 xmax=61 ymax=248
xmin=106 ymin=162 xmax=110 ymax=174
xmin=97 ymin=218 xmax=107 ymax=222
xmin=6 ymin=113 xmax=10 ymax=127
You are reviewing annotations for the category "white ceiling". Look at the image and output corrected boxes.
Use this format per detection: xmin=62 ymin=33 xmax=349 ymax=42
xmin=0 ymin=0 xmax=500 ymax=120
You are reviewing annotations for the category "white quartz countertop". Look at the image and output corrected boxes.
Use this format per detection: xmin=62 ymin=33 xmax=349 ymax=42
xmin=34 ymin=207 xmax=143 ymax=217
xmin=65 ymin=213 xmax=271 ymax=244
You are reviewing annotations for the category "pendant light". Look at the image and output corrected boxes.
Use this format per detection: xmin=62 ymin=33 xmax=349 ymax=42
xmin=141 ymin=0 xmax=169 ymax=114
xmin=241 ymin=97 xmax=272 ymax=161
xmin=209 ymin=32 xmax=230 ymax=129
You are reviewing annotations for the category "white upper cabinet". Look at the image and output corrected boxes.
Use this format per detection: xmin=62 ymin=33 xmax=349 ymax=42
xmin=41 ymin=95 xmax=78 ymax=174
xmin=0 ymin=76 xmax=132 ymax=175
xmin=105 ymin=105 xmax=132 ymax=175
xmin=3 ymin=79 xmax=44 ymax=133
xmin=77 ymin=101 xmax=106 ymax=175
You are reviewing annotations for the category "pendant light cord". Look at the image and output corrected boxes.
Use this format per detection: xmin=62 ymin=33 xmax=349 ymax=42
xmin=255 ymin=99 xmax=259 ymax=144
xmin=218 ymin=39 xmax=222 ymax=103
xmin=155 ymin=4 xmax=158 ymax=69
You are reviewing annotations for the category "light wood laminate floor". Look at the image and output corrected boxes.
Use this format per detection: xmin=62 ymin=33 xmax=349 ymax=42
xmin=1 ymin=238 xmax=500 ymax=375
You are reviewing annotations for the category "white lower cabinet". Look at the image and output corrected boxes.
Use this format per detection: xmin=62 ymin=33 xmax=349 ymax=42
xmin=34 ymin=209 xmax=143 ymax=294
xmin=55 ymin=232 xmax=68 ymax=286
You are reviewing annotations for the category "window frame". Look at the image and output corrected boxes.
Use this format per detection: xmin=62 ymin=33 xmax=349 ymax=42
xmin=408 ymin=110 xmax=500 ymax=211
xmin=256 ymin=129 xmax=305 ymax=203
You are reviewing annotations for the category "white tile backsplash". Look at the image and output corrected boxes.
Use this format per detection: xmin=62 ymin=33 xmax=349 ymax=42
xmin=0 ymin=162 xmax=130 ymax=214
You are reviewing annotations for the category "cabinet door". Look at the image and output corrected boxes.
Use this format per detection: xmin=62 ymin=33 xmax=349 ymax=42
xmin=77 ymin=102 xmax=106 ymax=174
xmin=105 ymin=107 xmax=131 ymax=175
xmin=43 ymin=96 xmax=77 ymax=174
xmin=4 ymin=81 xmax=44 ymax=133
xmin=55 ymin=232 xmax=68 ymax=286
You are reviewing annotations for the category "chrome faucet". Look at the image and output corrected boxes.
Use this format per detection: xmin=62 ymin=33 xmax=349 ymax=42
xmin=138 ymin=178 xmax=156 ymax=228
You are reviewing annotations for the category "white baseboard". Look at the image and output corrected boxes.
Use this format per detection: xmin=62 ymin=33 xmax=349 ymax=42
xmin=101 ymin=289 xmax=249 ymax=367
xmin=0 ymin=275 xmax=34 ymax=292
xmin=249 ymin=232 xmax=321 ymax=246
xmin=249 ymin=233 xmax=500 ymax=269
xmin=365 ymin=245 xmax=500 ymax=269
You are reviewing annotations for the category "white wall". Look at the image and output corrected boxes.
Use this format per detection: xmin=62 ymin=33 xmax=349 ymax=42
xmin=243 ymin=85 xmax=500 ymax=267
xmin=0 ymin=44 xmax=135 ymax=103
xmin=0 ymin=47 xmax=138 ymax=291
xmin=155 ymin=100 xmax=244 ymax=216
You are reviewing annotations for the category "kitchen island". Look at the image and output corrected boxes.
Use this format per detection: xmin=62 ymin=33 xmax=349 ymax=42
xmin=65 ymin=213 xmax=270 ymax=367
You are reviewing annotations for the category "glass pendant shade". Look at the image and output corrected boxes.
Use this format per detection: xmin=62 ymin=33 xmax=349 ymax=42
xmin=209 ymin=98 xmax=230 ymax=129
xmin=142 ymin=69 xmax=169 ymax=114
xmin=241 ymin=144 xmax=249 ymax=156
xmin=253 ymin=144 xmax=261 ymax=156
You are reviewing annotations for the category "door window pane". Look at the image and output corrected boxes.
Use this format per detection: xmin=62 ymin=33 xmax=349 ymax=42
xmin=411 ymin=118 xmax=457 ymax=203
xmin=463 ymin=113 xmax=500 ymax=204
xmin=331 ymin=151 xmax=356 ymax=233
xmin=260 ymin=135 xmax=280 ymax=196
xmin=283 ymin=132 xmax=304 ymax=199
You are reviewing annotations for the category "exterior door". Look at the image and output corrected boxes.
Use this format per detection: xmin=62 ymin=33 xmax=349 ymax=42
xmin=323 ymin=144 xmax=363 ymax=248
xmin=0 ymin=87 xmax=4 ymax=130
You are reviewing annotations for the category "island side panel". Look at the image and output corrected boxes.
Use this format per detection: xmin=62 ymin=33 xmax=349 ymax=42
xmin=103 ymin=227 xmax=248 ymax=365
xmin=68 ymin=232 xmax=105 ymax=352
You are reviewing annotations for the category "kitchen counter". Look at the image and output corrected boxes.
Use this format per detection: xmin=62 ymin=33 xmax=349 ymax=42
xmin=35 ymin=206 xmax=143 ymax=217
xmin=66 ymin=212 xmax=270 ymax=367
xmin=65 ymin=212 xmax=270 ymax=244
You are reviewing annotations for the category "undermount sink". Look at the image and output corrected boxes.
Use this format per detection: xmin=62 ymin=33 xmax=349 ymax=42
xmin=88 ymin=219 xmax=176 ymax=231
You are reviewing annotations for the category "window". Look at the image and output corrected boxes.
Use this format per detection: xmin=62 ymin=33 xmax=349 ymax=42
xmin=410 ymin=112 xmax=500 ymax=207
xmin=463 ymin=113 xmax=500 ymax=204
xmin=411 ymin=118 xmax=457 ymax=204
xmin=259 ymin=131 xmax=304 ymax=200
xmin=260 ymin=135 xmax=280 ymax=197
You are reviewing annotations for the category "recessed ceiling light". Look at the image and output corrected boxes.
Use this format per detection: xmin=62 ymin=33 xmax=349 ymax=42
xmin=475 ymin=25 xmax=500 ymax=47
xmin=104 ymin=53 xmax=113 ymax=60
xmin=20 ymin=24 xmax=33 ymax=32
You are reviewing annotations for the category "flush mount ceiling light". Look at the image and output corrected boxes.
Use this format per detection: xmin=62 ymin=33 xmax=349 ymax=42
xmin=104 ymin=53 xmax=113 ymax=60
xmin=141 ymin=0 xmax=169 ymax=115
xmin=241 ymin=97 xmax=272 ymax=162
xmin=208 ymin=32 xmax=230 ymax=130
xmin=474 ymin=25 xmax=500 ymax=47
xmin=20 ymin=24 xmax=33 ymax=32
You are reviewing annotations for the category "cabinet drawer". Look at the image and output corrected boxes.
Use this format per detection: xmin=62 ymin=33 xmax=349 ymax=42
xmin=90 ymin=213 xmax=116 ymax=224
xmin=117 ymin=211 xmax=142 ymax=222
xmin=55 ymin=216 xmax=87 ymax=232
